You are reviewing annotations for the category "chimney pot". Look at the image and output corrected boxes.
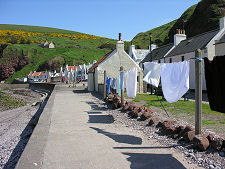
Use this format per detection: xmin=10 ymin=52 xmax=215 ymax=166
xmin=119 ymin=33 xmax=121 ymax=41
xmin=131 ymin=41 xmax=133 ymax=45
xmin=176 ymin=29 xmax=179 ymax=34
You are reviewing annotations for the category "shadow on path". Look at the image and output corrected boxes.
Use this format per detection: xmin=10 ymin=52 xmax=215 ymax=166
xmin=113 ymin=144 xmax=182 ymax=150
xmin=123 ymin=152 xmax=186 ymax=169
xmin=88 ymin=115 xmax=114 ymax=124
xmin=87 ymin=111 xmax=102 ymax=114
xmin=90 ymin=127 xmax=142 ymax=145
xmin=72 ymin=89 xmax=89 ymax=94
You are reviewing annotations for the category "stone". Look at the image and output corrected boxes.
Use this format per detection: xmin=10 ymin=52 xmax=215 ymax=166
xmin=128 ymin=110 xmax=140 ymax=119
xmin=140 ymin=111 xmax=152 ymax=121
xmin=128 ymin=105 xmax=135 ymax=111
xmin=209 ymin=164 xmax=215 ymax=169
xmin=179 ymin=125 xmax=194 ymax=138
xmin=193 ymin=135 xmax=210 ymax=151
xmin=211 ymin=136 xmax=224 ymax=151
xmin=219 ymin=151 xmax=225 ymax=157
xmin=163 ymin=127 xmax=176 ymax=135
xmin=148 ymin=118 xmax=159 ymax=126
xmin=206 ymin=133 xmax=214 ymax=143
xmin=156 ymin=121 xmax=163 ymax=128
xmin=122 ymin=105 xmax=129 ymax=112
xmin=183 ymin=131 xmax=195 ymax=142
xmin=112 ymin=102 xmax=118 ymax=109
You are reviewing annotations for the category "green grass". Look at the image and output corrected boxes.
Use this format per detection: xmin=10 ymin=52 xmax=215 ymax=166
xmin=0 ymin=24 xmax=128 ymax=83
xmin=0 ymin=24 xmax=82 ymax=34
xmin=133 ymin=94 xmax=225 ymax=116
xmin=0 ymin=91 xmax=27 ymax=109
xmin=132 ymin=4 xmax=197 ymax=48
xmin=5 ymin=44 xmax=111 ymax=83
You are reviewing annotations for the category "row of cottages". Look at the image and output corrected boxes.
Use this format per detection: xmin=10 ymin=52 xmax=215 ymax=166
xmin=88 ymin=35 xmax=143 ymax=94
xmin=62 ymin=62 xmax=94 ymax=83
xmin=27 ymin=71 xmax=51 ymax=83
xmin=141 ymin=16 xmax=225 ymax=91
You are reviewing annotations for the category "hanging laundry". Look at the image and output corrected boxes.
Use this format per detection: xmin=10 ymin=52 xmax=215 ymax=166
xmin=106 ymin=76 xmax=111 ymax=94
xmin=204 ymin=57 xmax=225 ymax=113
xmin=161 ymin=61 xmax=189 ymax=103
xmin=120 ymin=71 xmax=124 ymax=90
xmin=111 ymin=78 xmax=116 ymax=90
xmin=117 ymin=78 xmax=121 ymax=97
xmin=143 ymin=62 xmax=161 ymax=87
xmin=125 ymin=67 xmax=137 ymax=98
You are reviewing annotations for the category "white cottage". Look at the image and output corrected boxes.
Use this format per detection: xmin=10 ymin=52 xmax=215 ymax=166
xmin=129 ymin=42 xmax=157 ymax=64
xmin=88 ymin=35 xmax=143 ymax=94
xmin=142 ymin=16 xmax=225 ymax=91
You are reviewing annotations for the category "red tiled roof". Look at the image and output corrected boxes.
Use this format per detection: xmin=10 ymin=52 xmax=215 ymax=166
xmin=88 ymin=51 xmax=113 ymax=73
xmin=28 ymin=72 xmax=33 ymax=77
xmin=68 ymin=66 xmax=76 ymax=71
xmin=32 ymin=72 xmax=41 ymax=76
xmin=28 ymin=72 xmax=45 ymax=77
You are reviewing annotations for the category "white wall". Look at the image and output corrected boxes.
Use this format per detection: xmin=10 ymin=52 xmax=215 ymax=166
xmin=215 ymin=42 xmax=225 ymax=56
xmin=88 ymin=73 xmax=94 ymax=91
xmin=164 ymin=51 xmax=207 ymax=90
xmin=94 ymin=69 xmax=98 ymax=92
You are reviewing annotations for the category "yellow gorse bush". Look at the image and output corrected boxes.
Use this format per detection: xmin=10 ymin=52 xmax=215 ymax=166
xmin=0 ymin=29 xmax=102 ymax=45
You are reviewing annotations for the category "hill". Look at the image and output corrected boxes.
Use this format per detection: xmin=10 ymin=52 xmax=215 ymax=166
xmin=0 ymin=24 xmax=129 ymax=83
xmin=132 ymin=0 xmax=225 ymax=48
xmin=132 ymin=20 xmax=177 ymax=49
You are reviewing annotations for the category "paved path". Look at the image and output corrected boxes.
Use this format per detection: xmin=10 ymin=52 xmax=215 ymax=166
xmin=16 ymin=85 xmax=202 ymax=169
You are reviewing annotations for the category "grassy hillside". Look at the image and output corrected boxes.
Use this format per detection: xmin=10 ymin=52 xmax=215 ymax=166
xmin=132 ymin=0 xmax=225 ymax=47
xmin=0 ymin=24 xmax=130 ymax=83
xmin=132 ymin=20 xmax=177 ymax=49
xmin=0 ymin=24 xmax=82 ymax=34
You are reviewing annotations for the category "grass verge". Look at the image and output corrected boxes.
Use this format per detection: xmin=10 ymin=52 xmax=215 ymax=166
xmin=0 ymin=91 xmax=27 ymax=110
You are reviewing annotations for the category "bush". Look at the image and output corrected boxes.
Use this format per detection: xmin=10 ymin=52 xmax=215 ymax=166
xmin=98 ymin=43 xmax=115 ymax=50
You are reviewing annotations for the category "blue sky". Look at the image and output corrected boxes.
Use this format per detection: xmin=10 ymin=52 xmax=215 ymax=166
xmin=0 ymin=0 xmax=200 ymax=41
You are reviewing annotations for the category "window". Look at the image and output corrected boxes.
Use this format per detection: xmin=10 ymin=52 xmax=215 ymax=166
xmin=169 ymin=58 xmax=172 ymax=63
xmin=181 ymin=56 xmax=184 ymax=61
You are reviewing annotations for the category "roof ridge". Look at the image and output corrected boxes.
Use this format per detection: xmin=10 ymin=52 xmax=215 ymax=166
xmin=184 ymin=29 xmax=219 ymax=41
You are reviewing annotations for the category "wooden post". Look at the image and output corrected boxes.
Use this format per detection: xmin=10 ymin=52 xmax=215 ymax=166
xmin=195 ymin=49 xmax=202 ymax=135
xmin=103 ymin=70 xmax=107 ymax=99
xmin=120 ymin=66 xmax=124 ymax=106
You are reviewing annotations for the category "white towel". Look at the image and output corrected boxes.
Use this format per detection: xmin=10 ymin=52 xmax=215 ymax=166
xmin=161 ymin=61 xmax=189 ymax=103
xmin=143 ymin=62 xmax=161 ymax=87
xmin=125 ymin=67 xmax=137 ymax=98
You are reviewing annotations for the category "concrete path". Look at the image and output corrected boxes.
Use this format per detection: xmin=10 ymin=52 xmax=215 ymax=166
xmin=16 ymin=85 xmax=202 ymax=169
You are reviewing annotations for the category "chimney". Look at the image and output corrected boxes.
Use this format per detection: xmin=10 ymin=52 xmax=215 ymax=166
xmin=174 ymin=29 xmax=186 ymax=46
xmin=220 ymin=16 xmax=225 ymax=30
xmin=149 ymin=44 xmax=157 ymax=51
xmin=117 ymin=33 xmax=124 ymax=51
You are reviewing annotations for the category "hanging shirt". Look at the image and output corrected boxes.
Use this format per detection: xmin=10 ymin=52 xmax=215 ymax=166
xmin=204 ymin=57 xmax=225 ymax=113
xmin=120 ymin=71 xmax=124 ymax=90
xmin=125 ymin=67 xmax=137 ymax=98
xmin=161 ymin=61 xmax=189 ymax=103
xmin=106 ymin=76 xmax=111 ymax=94
xmin=111 ymin=78 xmax=116 ymax=89
xmin=117 ymin=78 xmax=121 ymax=97
xmin=143 ymin=62 xmax=161 ymax=87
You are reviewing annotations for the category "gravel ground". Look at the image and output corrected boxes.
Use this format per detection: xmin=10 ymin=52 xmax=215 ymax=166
xmin=0 ymin=87 xmax=49 ymax=169
xmin=106 ymin=104 xmax=225 ymax=169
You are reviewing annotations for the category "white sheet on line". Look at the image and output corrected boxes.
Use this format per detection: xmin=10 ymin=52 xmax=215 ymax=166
xmin=143 ymin=62 xmax=161 ymax=87
xmin=161 ymin=61 xmax=190 ymax=103
xmin=125 ymin=67 xmax=137 ymax=98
